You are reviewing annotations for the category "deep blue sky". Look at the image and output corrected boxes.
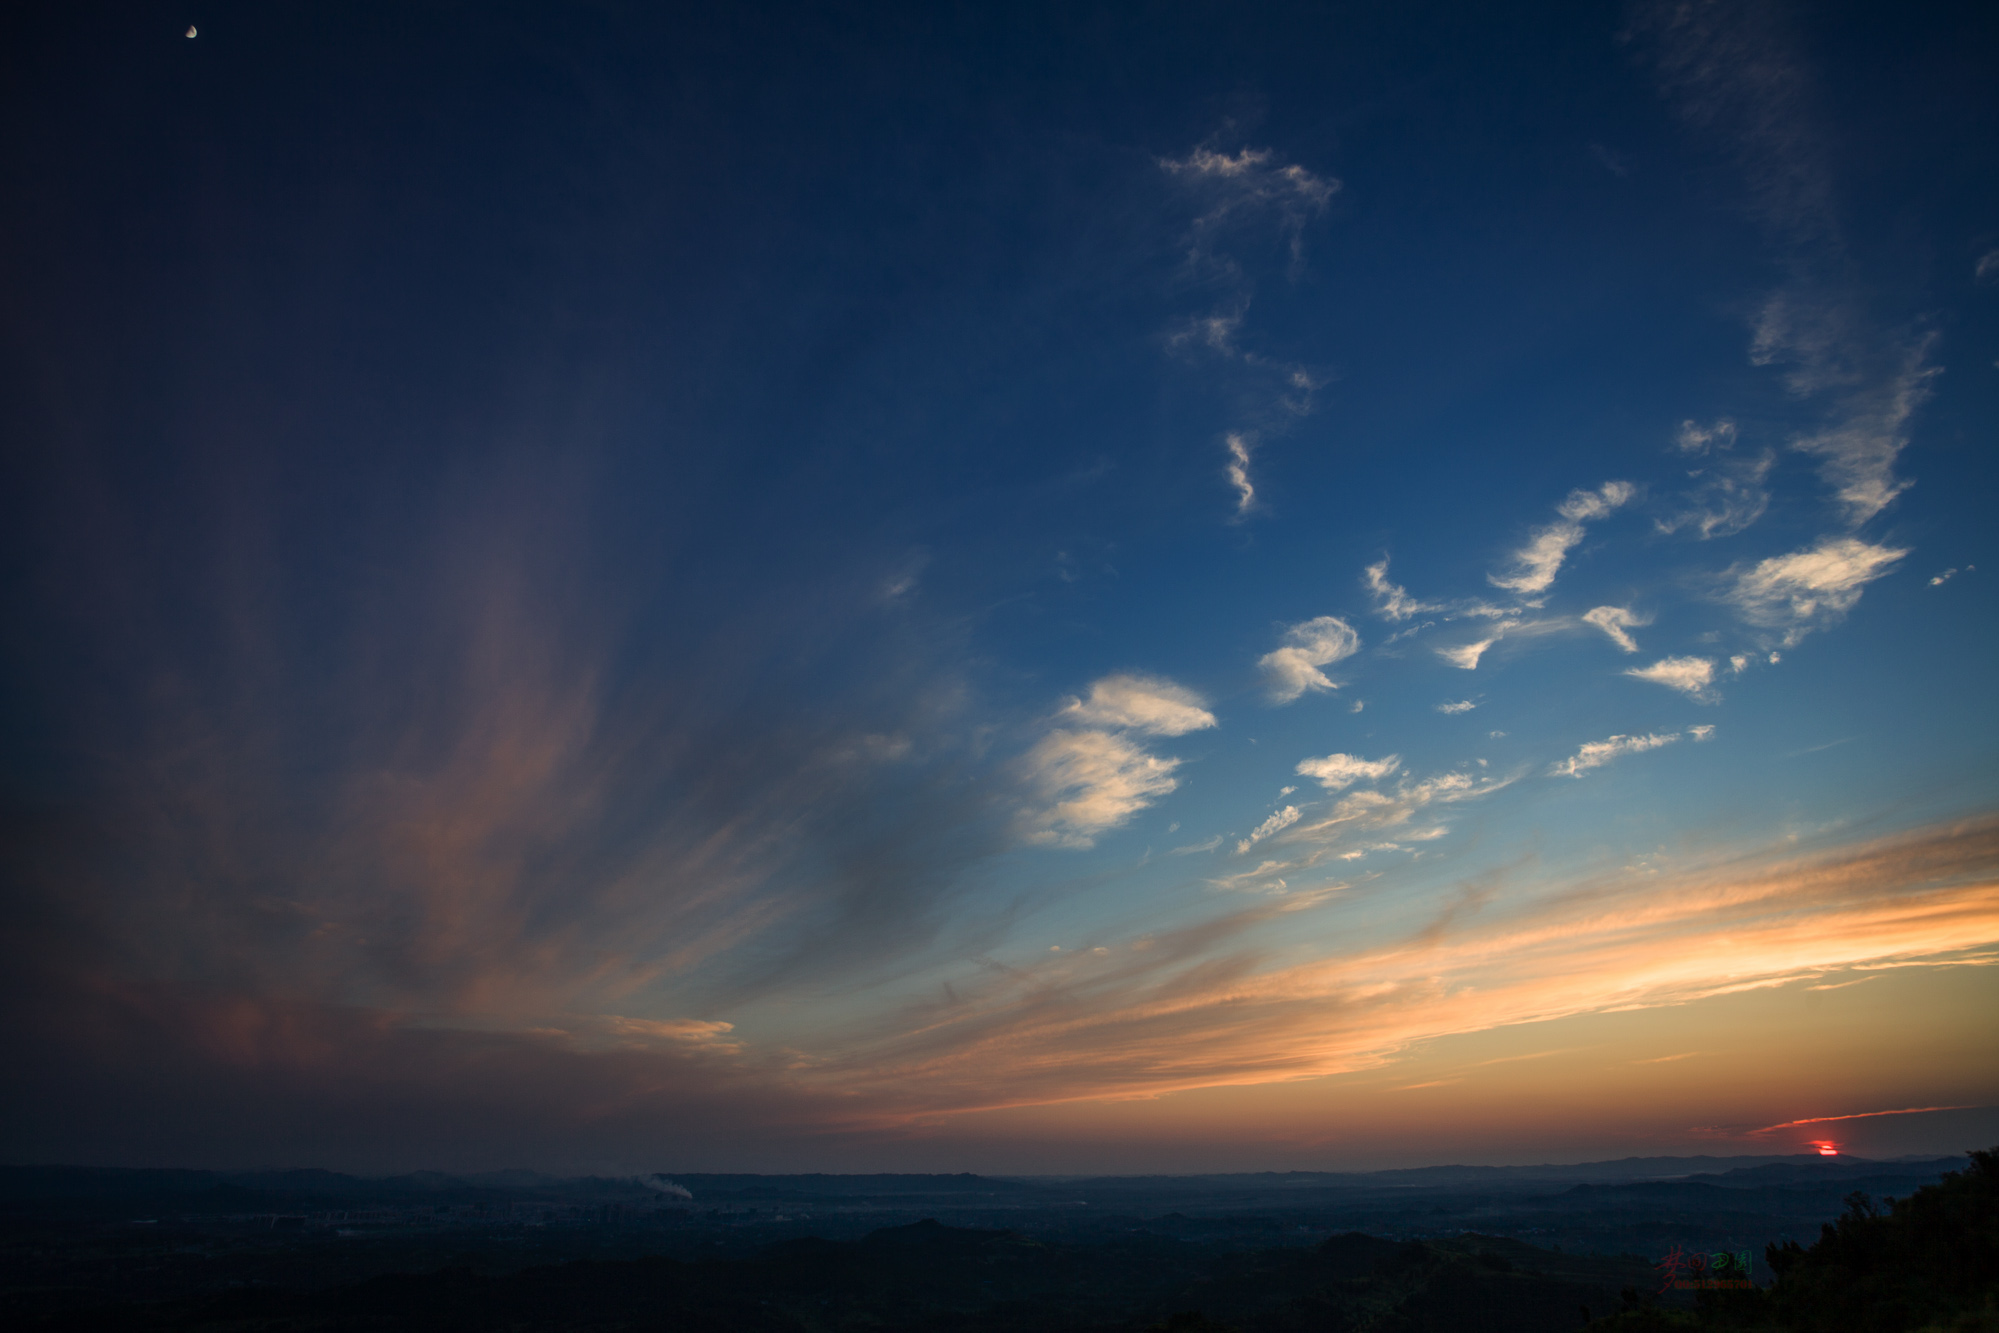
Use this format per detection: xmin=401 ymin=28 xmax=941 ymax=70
xmin=3 ymin=0 xmax=1996 ymax=1173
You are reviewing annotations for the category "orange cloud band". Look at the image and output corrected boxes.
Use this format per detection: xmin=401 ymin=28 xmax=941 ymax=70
xmin=789 ymin=814 xmax=1999 ymax=1121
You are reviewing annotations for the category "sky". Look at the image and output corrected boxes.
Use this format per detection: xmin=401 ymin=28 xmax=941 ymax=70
xmin=2 ymin=0 xmax=1996 ymax=1176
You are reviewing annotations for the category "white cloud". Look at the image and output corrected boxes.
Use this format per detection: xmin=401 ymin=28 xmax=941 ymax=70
xmin=1061 ymin=673 xmax=1217 ymax=737
xmin=1237 ymin=805 xmax=1301 ymax=854
xmin=1490 ymin=525 xmax=1584 ymax=596
xmin=1689 ymin=725 xmax=1716 ymax=741
xmin=1026 ymin=672 xmax=1217 ymax=847
xmin=1224 ymin=433 xmax=1256 ymax=514
xmin=1625 ymin=655 xmax=1719 ymax=702
xmin=1171 ymin=835 xmax=1222 ymax=855
xmin=1559 ymin=480 xmax=1637 ymax=521
xmin=1017 ymin=729 xmax=1182 ymax=848
xmin=1295 ymin=752 xmax=1401 ymax=791
xmin=1549 ymin=731 xmax=1680 ymax=778
xmin=1728 ymin=536 xmax=1909 ymax=645
xmin=1439 ymin=635 xmax=1502 ymax=670
xmin=1259 ymin=615 xmax=1361 ymax=703
xmin=1930 ymin=567 xmax=1966 ymax=587
xmin=1979 ymin=250 xmax=1999 ymax=284
xmin=1435 ymin=700 xmax=1477 ymax=714
xmin=1489 ymin=482 xmax=1633 ymax=594
xmin=1363 ymin=559 xmax=1443 ymax=621
xmin=1675 ymin=418 xmax=1738 ymax=454
xmin=1582 ymin=605 xmax=1651 ymax=653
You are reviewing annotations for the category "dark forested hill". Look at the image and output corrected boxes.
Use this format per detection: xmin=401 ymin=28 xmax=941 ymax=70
xmin=1588 ymin=1148 xmax=1999 ymax=1332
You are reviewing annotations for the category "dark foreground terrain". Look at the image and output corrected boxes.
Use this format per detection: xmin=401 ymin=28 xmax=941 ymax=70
xmin=0 ymin=1151 xmax=1985 ymax=1331
xmin=1590 ymin=1148 xmax=1999 ymax=1333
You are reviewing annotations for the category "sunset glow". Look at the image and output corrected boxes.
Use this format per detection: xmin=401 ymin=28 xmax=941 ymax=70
xmin=1 ymin=1 xmax=1995 ymax=1175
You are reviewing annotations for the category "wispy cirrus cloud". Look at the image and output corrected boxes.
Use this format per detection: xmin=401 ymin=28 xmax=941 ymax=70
xmin=1438 ymin=632 xmax=1507 ymax=670
xmin=1237 ymin=806 xmax=1301 ymax=855
xmin=1160 ymin=144 xmax=1339 ymax=271
xmin=1279 ymin=768 xmax=1515 ymax=854
xmin=796 ymin=816 xmax=1999 ymax=1118
xmin=1259 ymin=616 xmax=1361 ymax=703
xmin=1657 ymin=419 xmax=1774 ymax=540
xmin=1630 ymin=0 xmax=1935 ymax=529
xmin=1060 ymin=673 xmax=1218 ymax=737
xmin=1549 ymin=730 xmax=1680 ymax=778
xmin=1488 ymin=482 xmax=1634 ymax=595
xmin=1016 ymin=729 xmax=1181 ymax=848
xmin=26 ymin=814 xmax=1994 ymax=1159
xmin=1363 ymin=559 xmax=1446 ymax=621
xmin=1625 ymin=655 xmax=1719 ymax=702
xmin=1295 ymin=752 xmax=1401 ymax=791
xmin=1583 ymin=605 xmax=1651 ymax=653
xmin=1675 ymin=418 xmax=1737 ymax=455
xmin=1728 ymin=536 xmax=1908 ymax=645
xmin=1760 ymin=309 xmax=1936 ymax=526
xmin=1161 ymin=142 xmax=1337 ymax=517
xmin=1224 ymin=433 xmax=1257 ymax=514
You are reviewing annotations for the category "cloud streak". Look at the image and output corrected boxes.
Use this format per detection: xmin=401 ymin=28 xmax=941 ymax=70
xmin=1548 ymin=731 xmax=1680 ymax=778
xmin=1237 ymin=806 xmax=1301 ymax=855
xmin=1488 ymin=482 xmax=1634 ymax=595
xmin=786 ymin=815 xmax=1999 ymax=1117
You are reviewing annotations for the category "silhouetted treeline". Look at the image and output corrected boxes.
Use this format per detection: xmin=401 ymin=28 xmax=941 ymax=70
xmin=1589 ymin=1147 xmax=1998 ymax=1332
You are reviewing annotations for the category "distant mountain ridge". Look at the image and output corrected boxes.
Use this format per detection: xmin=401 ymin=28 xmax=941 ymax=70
xmin=1 ymin=1153 xmax=1968 ymax=1211
xmin=1008 ymin=1153 xmax=1968 ymax=1191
